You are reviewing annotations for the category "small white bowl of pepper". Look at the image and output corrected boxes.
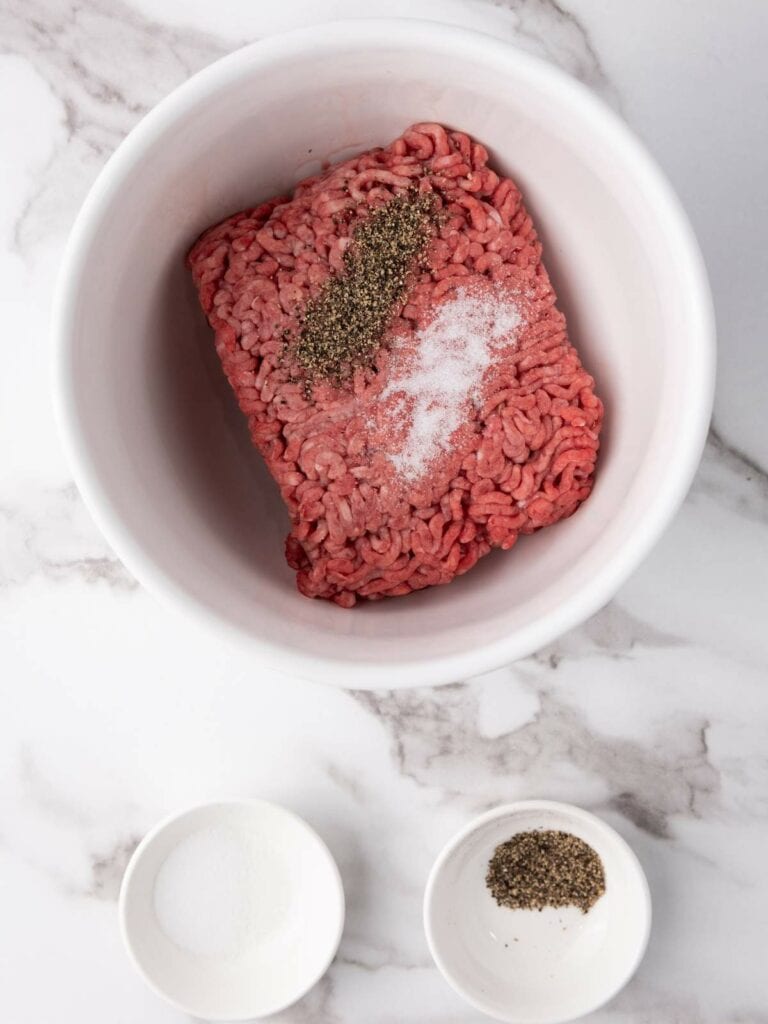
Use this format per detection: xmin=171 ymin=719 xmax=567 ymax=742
xmin=424 ymin=800 xmax=651 ymax=1023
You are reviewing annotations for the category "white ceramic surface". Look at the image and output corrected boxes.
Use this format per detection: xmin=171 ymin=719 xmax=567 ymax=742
xmin=424 ymin=801 xmax=651 ymax=1023
xmin=52 ymin=18 xmax=714 ymax=688
xmin=118 ymin=800 xmax=345 ymax=1020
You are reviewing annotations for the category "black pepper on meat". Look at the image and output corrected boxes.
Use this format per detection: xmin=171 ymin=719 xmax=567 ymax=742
xmin=290 ymin=189 xmax=439 ymax=383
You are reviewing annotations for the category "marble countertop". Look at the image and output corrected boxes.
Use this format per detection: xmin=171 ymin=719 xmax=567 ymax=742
xmin=2 ymin=1 xmax=767 ymax=1021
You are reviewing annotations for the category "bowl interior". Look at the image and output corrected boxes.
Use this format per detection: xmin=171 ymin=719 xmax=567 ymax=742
xmin=425 ymin=804 xmax=650 ymax=1023
xmin=119 ymin=801 xmax=344 ymax=1020
xmin=59 ymin=22 xmax=707 ymax=682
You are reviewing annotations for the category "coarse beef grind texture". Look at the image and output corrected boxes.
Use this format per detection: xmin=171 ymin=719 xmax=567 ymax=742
xmin=187 ymin=122 xmax=604 ymax=607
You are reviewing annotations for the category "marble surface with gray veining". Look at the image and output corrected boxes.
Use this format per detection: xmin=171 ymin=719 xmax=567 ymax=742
xmin=1 ymin=1 xmax=767 ymax=1021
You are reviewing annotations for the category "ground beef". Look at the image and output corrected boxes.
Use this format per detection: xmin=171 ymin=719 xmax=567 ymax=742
xmin=187 ymin=122 xmax=603 ymax=606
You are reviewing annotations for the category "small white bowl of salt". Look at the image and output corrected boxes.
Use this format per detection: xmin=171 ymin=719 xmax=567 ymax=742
xmin=119 ymin=799 xmax=345 ymax=1020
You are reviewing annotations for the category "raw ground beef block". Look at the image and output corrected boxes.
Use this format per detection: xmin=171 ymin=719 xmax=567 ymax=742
xmin=187 ymin=122 xmax=604 ymax=606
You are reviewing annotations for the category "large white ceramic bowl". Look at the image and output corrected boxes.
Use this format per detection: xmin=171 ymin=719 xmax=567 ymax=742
xmin=53 ymin=19 xmax=715 ymax=688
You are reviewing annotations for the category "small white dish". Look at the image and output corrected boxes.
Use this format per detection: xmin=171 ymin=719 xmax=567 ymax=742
xmin=424 ymin=801 xmax=651 ymax=1023
xmin=119 ymin=799 xmax=345 ymax=1021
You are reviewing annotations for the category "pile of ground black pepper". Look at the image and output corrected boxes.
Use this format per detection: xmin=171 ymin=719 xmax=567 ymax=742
xmin=291 ymin=189 xmax=438 ymax=383
xmin=486 ymin=830 xmax=606 ymax=914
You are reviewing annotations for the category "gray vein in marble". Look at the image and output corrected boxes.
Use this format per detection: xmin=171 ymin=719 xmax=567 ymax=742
xmin=15 ymin=751 xmax=142 ymax=900
xmin=530 ymin=600 xmax=684 ymax=671
xmin=19 ymin=747 xmax=94 ymax=828
xmin=692 ymin=425 xmax=768 ymax=524
xmin=1 ymin=0 xmax=235 ymax=256
xmin=86 ymin=835 xmax=140 ymax=900
xmin=47 ymin=554 xmax=135 ymax=588
xmin=354 ymin=685 xmax=719 ymax=840
xmin=335 ymin=953 xmax=430 ymax=974
xmin=487 ymin=0 xmax=620 ymax=107
xmin=609 ymin=790 xmax=673 ymax=840
xmin=0 ymin=483 xmax=136 ymax=590
xmin=324 ymin=761 xmax=367 ymax=803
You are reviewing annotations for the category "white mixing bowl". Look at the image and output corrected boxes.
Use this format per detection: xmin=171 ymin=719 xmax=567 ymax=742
xmin=53 ymin=19 xmax=714 ymax=688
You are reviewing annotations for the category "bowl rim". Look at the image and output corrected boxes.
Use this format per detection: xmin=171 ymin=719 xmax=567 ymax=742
xmin=422 ymin=799 xmax=653 ymax=1023
xmin=51 ymin=17 xmax=716 ymax=689
xmin=117 ymin=797 xmax=346 ymax=1020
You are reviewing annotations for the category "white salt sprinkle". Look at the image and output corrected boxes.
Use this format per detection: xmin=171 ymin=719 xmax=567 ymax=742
xmin=153 ymin=826 xmax=259 ymax=959
xmin=382 ymin=287 xmax=522 ymax=481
